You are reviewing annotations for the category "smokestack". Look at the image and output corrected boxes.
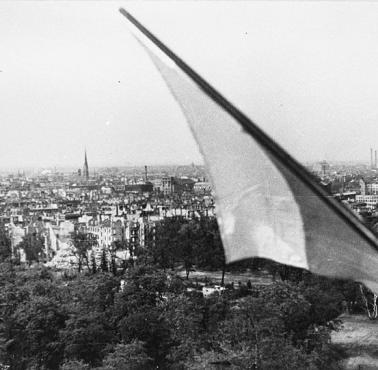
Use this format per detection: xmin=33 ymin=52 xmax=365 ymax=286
xmin=144 ymin=165 xmax=148 ymax=182
xmin=371 ymin=148 xmax=374 ymax=168
xmin=375 ymin=150 xmax=377 ymax=169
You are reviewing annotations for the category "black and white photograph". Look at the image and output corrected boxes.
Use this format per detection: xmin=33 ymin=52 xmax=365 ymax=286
xmin=1 ymin=2 xmax=378 ymax=369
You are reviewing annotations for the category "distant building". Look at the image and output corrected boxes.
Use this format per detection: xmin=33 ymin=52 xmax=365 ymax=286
xmin=151 ymin=179 xmax=162 ymax=192
xmin=175 ymin=178 xmax=195 ymax=193
xmin=124 ymin=183 xmax=153 ymax=194
xmin=356 ymin=194 xmax=378 ymax=209
xmin=194 ymin=181 xmax=212 ymax=193
xmin=86 ymin=218 xmax=125 ymax=249
xmin=160 ymin=177 xmax=195 ymax=195
xmin=333 ymin=191 xmax=356 ymax=202
xmin=367 ymin=183 xmax=378 ymax=195
xmin=360 ymin=178 xmax=378 ymax=195
xmin=360 ymin=179 xmax=367 ymax=195
xmin=161 ymin=177 xmax=174 ymax=195
xmin=313 ymin=160 xmax=331 ymax=177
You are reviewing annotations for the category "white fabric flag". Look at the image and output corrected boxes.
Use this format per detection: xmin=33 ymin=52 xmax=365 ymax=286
xmin=120 ymin=8 xmax=378 ymax=293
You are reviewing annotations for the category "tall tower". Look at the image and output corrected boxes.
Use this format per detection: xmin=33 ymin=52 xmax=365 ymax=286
xmin=83 ymin=149 xmax=89 ymax=181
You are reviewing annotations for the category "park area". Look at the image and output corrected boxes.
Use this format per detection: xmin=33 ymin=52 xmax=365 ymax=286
xmin=180 ymin=267 xmax=378 ymax=370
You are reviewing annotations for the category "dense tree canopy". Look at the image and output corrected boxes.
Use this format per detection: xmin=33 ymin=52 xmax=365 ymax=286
xmin=0 ymin=218 xmax=357 ymax=369
xmin=148 ymin=217 xmax=225 ymax=276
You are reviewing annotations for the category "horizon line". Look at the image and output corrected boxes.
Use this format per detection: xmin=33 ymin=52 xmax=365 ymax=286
xmin=0 ymin=159 xmax=373 ymax=171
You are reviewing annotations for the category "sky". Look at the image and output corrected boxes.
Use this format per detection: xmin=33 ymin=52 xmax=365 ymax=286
xmin=2 ymin=2 xmax=378 ymax=168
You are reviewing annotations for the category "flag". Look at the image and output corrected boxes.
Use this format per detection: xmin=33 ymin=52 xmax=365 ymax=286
xmin=120 ymin=9 xmax=378 ymax=293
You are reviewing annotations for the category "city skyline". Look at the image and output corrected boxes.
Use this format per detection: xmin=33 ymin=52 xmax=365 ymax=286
xmin=0 ymin=157 xmax=374 ymax=173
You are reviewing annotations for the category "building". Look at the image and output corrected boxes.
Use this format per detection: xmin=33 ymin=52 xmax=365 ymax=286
xmin=312 ymin=160 xmax=331 ymax=177
xmin=355 ymin=194 xmax=378 ymax=209
xmin=360 ymin=179 xmax=368 ymax=195
xmin=160 ymin=177 xmax=195 ymax=195
xmin=193 ymin=181 xmax=212 ymax=194
xmin=85 ymin=218 xmax=123 ymax=248
xmin=161 ymin=177 xmax=174 ymax=195
xmin=360 ymin=178 xmax=378 ymax=195
xmin=368 ymin=183 xmax=378 ymax=195
xmin=124 ymin=183 xmax=153 ymax=194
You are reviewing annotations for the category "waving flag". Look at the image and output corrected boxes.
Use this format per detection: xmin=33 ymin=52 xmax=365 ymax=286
xmin=120 ymin=9 xmax=378 ymax=293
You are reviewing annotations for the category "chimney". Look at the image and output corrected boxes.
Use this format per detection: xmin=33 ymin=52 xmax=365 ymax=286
xmin=144 ymin=165 xmax=148 ymax=182
xmin=371 ymin=148 xmax=374 ymax=168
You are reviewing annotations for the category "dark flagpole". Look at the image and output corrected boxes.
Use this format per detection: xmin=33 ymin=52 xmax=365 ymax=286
xmin=119 ymin=8 xmax=378 ymax=251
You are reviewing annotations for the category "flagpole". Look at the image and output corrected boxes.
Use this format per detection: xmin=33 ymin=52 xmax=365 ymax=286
xmin=119 ymin=8 xmax=378 ymax=251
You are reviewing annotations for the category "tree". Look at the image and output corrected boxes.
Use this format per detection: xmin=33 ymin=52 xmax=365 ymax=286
xmin=6 ymin=296 xmax=67 ymax=369
xmin=194 ymin=218 xmax=225 ymax=272
xmin=61 ymin=311 xmax=116 ymax=367
xmin=70 ymin=231 xmax=97 ymax=273
xmin=0 ymin=225 xmax=11 ymax=263
xmin=63 ymin=273 xmax=119 ymax=313
xmin=100 ymin=249 xmax=109 ymax=272
xmin=112 ymin=240 xmax=134 ymax=267
xmin=214 ymin=283 xmax=341 ymax=370
xmin=110 ymin=255 xmax=117 ymax=276
xmin=60 ymin=360 xmax=90 ymax=370
xmin=161 ymin=294 xmax=207 ymax=364
xmin=99 ymin=341 xmax=152 ymax=370
xmin=113 ymin=266 xmax=173 ymax=367
xmin=113 ymin=266 xmax=167 ymax=319
xmin=150 ymin=218 xmax=182 ymax=270
xmin=91 ymin=253 xmax=97 ymax=274
xmin=298 ymin=275 xmax=345 ymax=326
xmin=118 ymin=309 xmax=171 ymax=368
xmin=177 ymin=222 xmax=198 ymax=279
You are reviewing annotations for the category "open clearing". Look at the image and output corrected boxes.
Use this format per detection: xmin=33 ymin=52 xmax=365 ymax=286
xmin=178 ymin=269 xmax=272 ymax=285
xmin=332 ymin=314 xmax=378 ymax=369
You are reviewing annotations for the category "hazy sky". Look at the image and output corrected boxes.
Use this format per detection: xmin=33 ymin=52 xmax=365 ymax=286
xmin=2 ymin=2 xmax=378 ymax=168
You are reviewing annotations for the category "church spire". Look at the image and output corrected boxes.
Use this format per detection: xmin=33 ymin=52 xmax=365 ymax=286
xmin=83 ymin=149 xmax=89 ymax=181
